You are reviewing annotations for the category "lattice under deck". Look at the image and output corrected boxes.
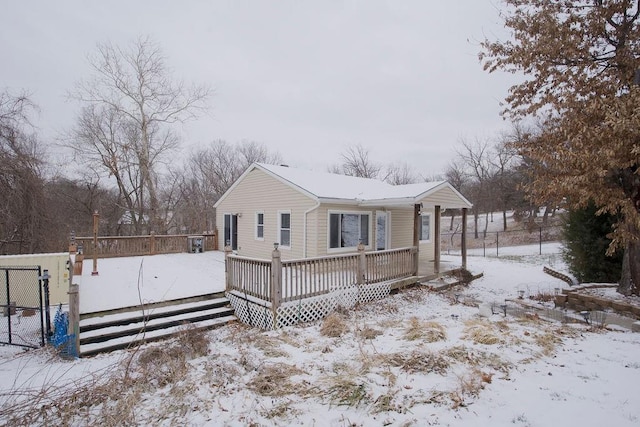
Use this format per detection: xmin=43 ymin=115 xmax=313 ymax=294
xmin=227 ymin=281 xmax=392 ymax=330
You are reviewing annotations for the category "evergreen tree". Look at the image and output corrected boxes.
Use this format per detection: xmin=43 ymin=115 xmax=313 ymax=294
xmin=563 ymin=202 xmax=623 ymax=284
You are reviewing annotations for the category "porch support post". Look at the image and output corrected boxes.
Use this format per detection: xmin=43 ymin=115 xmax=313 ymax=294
xmin=434 ymin=205 xmax=441 ymax=275
xmin=461 ymin=208 xmax=468 ymax=269
xmin=413 ymin=204 xmax=421 ymax=275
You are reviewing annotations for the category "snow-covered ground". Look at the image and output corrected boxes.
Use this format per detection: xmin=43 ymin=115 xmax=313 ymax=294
xmin=2 ymin=246 xmax=639 ymax=426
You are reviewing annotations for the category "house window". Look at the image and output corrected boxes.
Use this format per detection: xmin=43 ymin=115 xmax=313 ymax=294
xmin=419 ymin=213 xmax=430 ymax=242
xmin=329 ymin=212 xmax=370 ymax=249
xmin=278 ymin=211 xmax=291 ymax=248
xmin=255 ymin=212 xmax=264 ymax=240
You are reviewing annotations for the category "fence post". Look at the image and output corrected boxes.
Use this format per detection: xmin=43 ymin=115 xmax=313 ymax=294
xmin=496 ymin=232 xmax=499 ymax=257
xmin=357 ymin=242 xmax=366 ymax=285
xmin=539 ymin=226 xmax=542 ymax=255
xmin=41 ymin=269 xmax=52 ymax=339
xmin=68 ymin=282 xmax=80 ymax=356
xmin=461 ymin=208 xmax=468 ymax=269
xmin=150 ymin=232 xmax=156 ymax=255
xmin=224 ymin=245 xmax=233 ymax=292
xmin=271 ymin=245 xmax=282 ymax=327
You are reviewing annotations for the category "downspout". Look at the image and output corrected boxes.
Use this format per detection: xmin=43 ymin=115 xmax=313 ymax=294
xmin=303 ymin=200 xmax=321 ymax=258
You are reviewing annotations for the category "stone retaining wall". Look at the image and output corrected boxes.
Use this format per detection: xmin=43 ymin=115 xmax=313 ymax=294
xmin=554 ymin=284 xmax=640 ymax=320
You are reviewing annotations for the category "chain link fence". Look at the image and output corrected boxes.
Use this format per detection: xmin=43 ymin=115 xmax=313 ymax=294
xmin=1 ymin=266 xmax=48 ymax=348
xmin=442 ymin=225 xmax=563 ymax=257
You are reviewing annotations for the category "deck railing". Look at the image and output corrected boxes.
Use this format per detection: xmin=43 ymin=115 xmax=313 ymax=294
xmin=76 ymin=232 xmax=218 ymax=258
xmin=225 ymin=245 xmax=418 ymax=309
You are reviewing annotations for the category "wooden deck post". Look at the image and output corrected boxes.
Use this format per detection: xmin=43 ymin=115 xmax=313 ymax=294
xmin=461 ymin=208 xmax=468 ymax=269
xmin=357 ymin=242 xmax=366 ymax=285
xmin=68 ymin=282 xmax=80 ymax=357
xmin=91 ymin=211 xmax=99 ymax=276
xmin=271 ymin=245 xmax=282 ymax=325
xmin=224 ymin=245 xmax=233 ymax=292
xmin=434 ymin=205 xmax=441 ymax=275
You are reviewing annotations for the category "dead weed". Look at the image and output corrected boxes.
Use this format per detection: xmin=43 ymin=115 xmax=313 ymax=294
xmin=462 ymin=320 xmax=502 ymax=345
xmin=379 ymin=350 xmax=449 ymax=375
xmin=321 ymin=312 xmax=349 ymax=337
xmin=403 ymin=317 xmax=447 ymax=342
xmin=250 ymin=363 xmax=304 ymax=397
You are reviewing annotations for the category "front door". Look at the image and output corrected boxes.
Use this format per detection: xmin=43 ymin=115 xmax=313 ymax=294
xmin=376 ymin=211 xmax=389 ymax=250
xmin=223 ymin=214 xmax=238 ymax=250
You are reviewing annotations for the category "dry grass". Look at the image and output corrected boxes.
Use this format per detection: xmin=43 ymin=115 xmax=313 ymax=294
xmin=175 ymin=323 xmax=210 ymax=358
xmin=0 ymin=326 xmax=220 ymax=426
xmin=450 ymin=368 xmax=494 ymax=409
xmin=379 ymin=350 xmax=449 ymax=375
xmin=402 ymin=317 xmax=447 ymax=342
xmin=249 ymin=363 xmax=304 ymax=397
xmin=321 ymin=376 xmax=370 ymax=407
xmin=320 ymin=312 xmax=349 ymax=337
xmin=462 ymin=320 xmax=502 ymax=345
xmin=136 ymin=346 xmax=188 ymax=387
xmin=533 ymin=331 xmax=562 ymax=356
xmin=358 ymin=325 xmax=383 ymax=340
xmin=443 ymin=345 xmax=512 ymax=373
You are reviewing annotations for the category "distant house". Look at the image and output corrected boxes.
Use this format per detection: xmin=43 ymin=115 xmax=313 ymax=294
xmin=214 ymin=163 xmax=472 ymax=274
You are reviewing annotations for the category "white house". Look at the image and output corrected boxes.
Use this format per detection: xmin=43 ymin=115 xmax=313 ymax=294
xmin=214 ymin=163 xmax=472 ymax=275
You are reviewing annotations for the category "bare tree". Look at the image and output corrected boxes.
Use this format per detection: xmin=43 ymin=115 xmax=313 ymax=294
xmin=66 ymin=36 xmax=210 ymax=234
xmin=384 ymin=161 xmax=419 ymax=185
xmin=0 ymin=90 xmax=47 ymax=253
xmin=330 ymin=144 xmax=382 ymax=179
xmin=444 ymin=160 xmax=470 ymax=231
xmin=456 ymin=138 xmax=494 ymax=238
xmin=176 ymin=140 xmax=281 ymax=233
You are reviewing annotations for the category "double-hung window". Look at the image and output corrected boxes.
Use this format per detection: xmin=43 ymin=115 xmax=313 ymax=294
xmin=278 ymin=211 xmax=291 ymax=248
xmin=418 ymin=213 xmax=431 ymax=242
xmin=255 ymin=212 xmax=264 ymax=240
xmin=329 ymin=212 xmax=370 ymax=249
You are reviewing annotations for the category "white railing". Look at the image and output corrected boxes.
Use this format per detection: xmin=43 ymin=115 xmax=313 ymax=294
xmin=225 ymin=245 xmax=417 ymax=309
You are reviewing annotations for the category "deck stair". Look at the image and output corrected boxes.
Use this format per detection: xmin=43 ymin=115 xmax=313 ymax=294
xmin=79 ymin=292 xmax=235 ymax=356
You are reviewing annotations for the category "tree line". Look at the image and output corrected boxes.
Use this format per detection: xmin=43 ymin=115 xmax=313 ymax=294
xmin=1 ymin=37 xmax=535 ymax=255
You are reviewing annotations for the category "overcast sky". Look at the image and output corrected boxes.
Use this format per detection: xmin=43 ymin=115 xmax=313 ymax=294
xmin=1 ymin=0 xmax=516 ymax=178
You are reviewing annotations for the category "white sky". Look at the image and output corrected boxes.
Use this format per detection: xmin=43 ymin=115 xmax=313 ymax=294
xmin=0 ymin=0 xmax=517 ymax=178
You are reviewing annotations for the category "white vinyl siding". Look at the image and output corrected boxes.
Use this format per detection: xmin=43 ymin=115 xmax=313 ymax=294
xmin=215 ymin=168 xmax=317 ymax=259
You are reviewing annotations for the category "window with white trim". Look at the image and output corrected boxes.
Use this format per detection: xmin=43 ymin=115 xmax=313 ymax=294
xmin=278 ymin=211 xmax=291 ymax=248
xmin=329 ymin=212 xmax=370 ymax=249
xmin=255 ymin=212 xmax=264 ymax=240
xmin=418 ymin=213 xmax=431 ymax=242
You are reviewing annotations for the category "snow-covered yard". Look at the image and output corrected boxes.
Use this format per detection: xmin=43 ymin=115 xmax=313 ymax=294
xmin=79 ymin=251 xmax=227 ymax=313
xmin=2 ymin=246 xmax=640 ymax=426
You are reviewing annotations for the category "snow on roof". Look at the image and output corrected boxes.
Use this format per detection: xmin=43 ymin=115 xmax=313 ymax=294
xmin=256 ymin=163 xmax=469 ymax=206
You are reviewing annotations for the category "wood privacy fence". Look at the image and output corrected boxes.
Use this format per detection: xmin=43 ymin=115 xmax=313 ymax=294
xmin=75 ymin=232 xmax=217 ymax=258
xmin=225 ymin=245 xmax=418 ymax=310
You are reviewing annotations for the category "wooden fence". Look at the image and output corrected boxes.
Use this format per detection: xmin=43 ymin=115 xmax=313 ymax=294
xmin=225 ymin=245 xmax=418 ymax=309
xmin=75 ymin=232 xmax=217 ymax=258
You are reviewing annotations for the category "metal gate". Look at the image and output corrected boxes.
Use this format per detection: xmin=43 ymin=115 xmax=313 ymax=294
xmin=1 ymin=266 xmax=50 ymax=348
